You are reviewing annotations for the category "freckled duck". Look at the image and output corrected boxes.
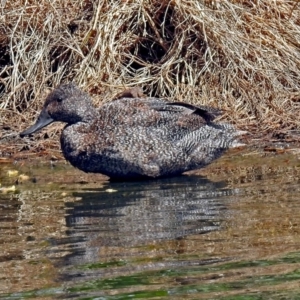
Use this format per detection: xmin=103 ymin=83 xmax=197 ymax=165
xmin=20 ymin=83 xmax=244 ymax=179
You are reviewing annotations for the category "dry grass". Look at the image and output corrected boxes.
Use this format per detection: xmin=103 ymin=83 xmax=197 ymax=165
xmin=1 ymin=0 xmax=300 ymax=152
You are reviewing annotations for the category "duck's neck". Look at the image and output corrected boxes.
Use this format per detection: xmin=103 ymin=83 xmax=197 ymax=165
xmin=81 ymin=107 xmax=97 ymax=123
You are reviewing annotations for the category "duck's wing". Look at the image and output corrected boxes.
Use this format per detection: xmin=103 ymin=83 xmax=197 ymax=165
xmin=149 ymin=101 xmax=222 ymax=123
xmin=99 ymin=98 xmax=221 ymax=141
xmin=138 ymin=99 xmax=223 ymax=142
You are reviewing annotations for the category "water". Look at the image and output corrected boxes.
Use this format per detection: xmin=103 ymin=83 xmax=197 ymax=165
xmin=1 ymin=150 xmax=300 ymax=299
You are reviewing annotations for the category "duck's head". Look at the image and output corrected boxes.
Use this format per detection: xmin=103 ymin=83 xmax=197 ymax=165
xmin=20 ymin=83 xmax=94 ymax=137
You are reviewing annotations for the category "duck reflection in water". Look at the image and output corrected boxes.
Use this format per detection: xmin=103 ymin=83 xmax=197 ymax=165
xmin=48 ymin=176 xmax=235 ymax=267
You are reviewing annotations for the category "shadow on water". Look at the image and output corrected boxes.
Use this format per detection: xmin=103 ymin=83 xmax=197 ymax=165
xmin=2 ymin=151 xmax=300 ymax=299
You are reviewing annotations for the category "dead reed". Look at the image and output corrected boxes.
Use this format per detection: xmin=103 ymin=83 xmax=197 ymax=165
xmin=1 ymin=0 xmax=300 ymax=152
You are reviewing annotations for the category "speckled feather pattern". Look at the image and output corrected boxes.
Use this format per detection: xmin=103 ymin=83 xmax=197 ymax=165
xmin=24 ymin=83 xmax=243 ymax=179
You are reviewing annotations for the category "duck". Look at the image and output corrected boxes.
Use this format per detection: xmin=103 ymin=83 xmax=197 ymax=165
xmin=20 ymin=83 xmax=244 ymax=180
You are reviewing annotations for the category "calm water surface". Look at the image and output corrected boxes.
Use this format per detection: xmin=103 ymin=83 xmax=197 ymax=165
xmin=1 ymin=150 xmax=300 ymax=299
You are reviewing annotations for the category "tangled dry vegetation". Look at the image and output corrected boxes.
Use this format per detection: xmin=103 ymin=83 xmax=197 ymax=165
xmin=0 ymin=0 xmax=300 ymax=153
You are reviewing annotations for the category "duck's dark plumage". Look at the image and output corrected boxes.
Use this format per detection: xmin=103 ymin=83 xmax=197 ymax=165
xmin=20 ymin=83 xmax=244 ymax=179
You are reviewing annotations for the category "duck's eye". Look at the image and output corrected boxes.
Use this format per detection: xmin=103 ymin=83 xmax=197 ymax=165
xmin=56 ymin=96 xmax=64 ymax=102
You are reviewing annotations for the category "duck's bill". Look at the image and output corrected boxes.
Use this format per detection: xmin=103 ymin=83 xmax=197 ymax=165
xmin=20 ymin=109 xmax=54 ymax=137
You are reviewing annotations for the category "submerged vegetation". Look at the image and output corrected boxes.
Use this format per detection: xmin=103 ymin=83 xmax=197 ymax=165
xmin=0 ymin=0 xmax=300 ymax=153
